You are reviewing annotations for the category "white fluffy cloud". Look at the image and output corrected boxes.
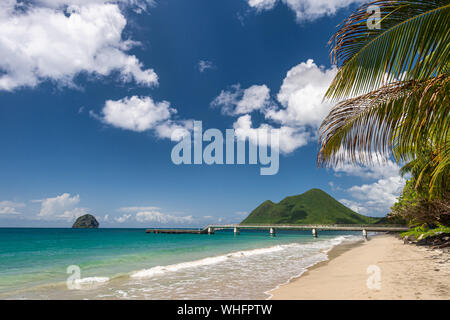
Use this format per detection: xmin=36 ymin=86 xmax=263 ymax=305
xmin=212 ymin=59 xmax=335 ymax=154
xmin=0 ymin=1 xmax=157 ymax=91
xmin=339 ymin=198 xmax=371 ymax=215
xmin=95 ymin=96 xmax=192 ymax=141
xmin=211 ymin=84 xmax=271 ymax=116
xmin=136 ymin=210 xmax=193 ymax=224
xmin=119 ymin=206 xmax=161 ymax=212
xmin=340 ymin=176 xmax=405 ymax=216
xmin=233 ymin=114 xmax=309 ymax=154
xmin=115 ymin=206 xmax=194 ymax=224
xmin=283 ymin=0 xmax=366 ymax=22
xmin=238 ymin=85 xmax=271 ymax=114
xmin=247 ymin=0 xmax=366 ymax=22
xmin=248 ymin=0 xmax=278 ymax=11
xmin=35 ymin=193 xmax=88 ymax=220
xmin=331 ymin=150 xmax=403 ymax=179
xmin=100 ymin=96 xmax=174 ymax=132
xmin=154 ymin=120 xmax=194 ymax=141
xmin=334 ymin=155 xmax=406 ymax=216
xmin=115 ymin=214 xmax=132 ymax=223
xmin=0 ymin=201 xmax=25 ymax=215
xmin=120 ymin=206 xmax=193 ymax=224
xmin=34 ymin=0 xmax=154 ymax=10
xmin=266 ymin=59 xmax=336 ymax=128
xmin=333 ymin=158 xmax=402 ymax=180
xmin=198 ymin=60 xmax=215 ymax=73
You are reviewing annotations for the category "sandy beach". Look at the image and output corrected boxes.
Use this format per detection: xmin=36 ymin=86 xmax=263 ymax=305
xmin=270 ymin=234 xmax=450 ymax=300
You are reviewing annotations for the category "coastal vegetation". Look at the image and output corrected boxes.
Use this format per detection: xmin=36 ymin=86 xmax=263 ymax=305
xmin=317 ymin=0 xmax=449 ymax=230
xmin=401 ymin=224 xmax=450 ymax=240
xmin=241 ymin=189 xmax=379 ymax=225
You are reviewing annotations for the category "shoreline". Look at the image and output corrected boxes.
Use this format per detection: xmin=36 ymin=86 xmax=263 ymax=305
xmin=269 ymin=234 xmax=450 ymax=300
xmin=0 ymin=233 xmax=361 ymax=300
xmin=264 ymin=237 xmax=365 ymax=299
xmin=4 ymin=232 xmax=448 ymax=300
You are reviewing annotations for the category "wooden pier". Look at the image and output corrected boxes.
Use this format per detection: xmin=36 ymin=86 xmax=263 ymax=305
xmin=146 ymin=228 xmax=208 ymax=234
xmin=146 ymin=224 xmax=409 ymax=237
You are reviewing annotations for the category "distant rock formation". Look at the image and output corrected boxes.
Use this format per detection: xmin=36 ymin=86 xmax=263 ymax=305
xmin=72 ymin=214 xmax=99 ymax=229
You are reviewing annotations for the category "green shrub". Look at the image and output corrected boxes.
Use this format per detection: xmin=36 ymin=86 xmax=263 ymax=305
xmin=400 ymin=224 xmax=450 ymax=240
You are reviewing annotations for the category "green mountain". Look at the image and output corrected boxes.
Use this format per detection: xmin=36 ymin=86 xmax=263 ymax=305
xmin=240 ymin=189 xmax=378 ymax=225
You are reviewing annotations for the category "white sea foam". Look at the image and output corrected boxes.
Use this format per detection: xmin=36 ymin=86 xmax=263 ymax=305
xmin=122 ymin=235 xmax=364 ymax=299
xmin=130 ymin=235 xmax=359 ymax=280
xmin=130 ymin=256 xmax=228 ymax=278
xmin=75 ymin=277 xmax=109 ymax=284
xmin=74 ymin=277 xmax=110 ymax=285
xmin=130 ymin=245 xmax=289 ymax=278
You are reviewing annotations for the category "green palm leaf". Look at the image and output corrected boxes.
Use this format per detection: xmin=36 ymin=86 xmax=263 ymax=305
xmin=320 ymin=76 xmax=448 ymax=159
xmin=326 ymin=0 xmax=450 ymax=100
xmin=318 ymin=0 xmax=450 ymax=200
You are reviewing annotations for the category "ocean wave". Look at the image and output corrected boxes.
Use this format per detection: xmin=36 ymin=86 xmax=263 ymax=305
xmin=130 ymin=235 xmax=359 ymax=280
xmin=130 ymin=246 xmax=289 ymax=279
xmin=74 ymin=277 xmax=110 ymax=284
xmin=72 ymin=277 xmax=110 ymax=290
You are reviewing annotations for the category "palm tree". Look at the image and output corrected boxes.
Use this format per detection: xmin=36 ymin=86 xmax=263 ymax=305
xmin=318 ymin=0 xmax=449 ymax=198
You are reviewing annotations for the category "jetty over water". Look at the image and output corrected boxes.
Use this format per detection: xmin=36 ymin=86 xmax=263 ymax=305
xmin=147 ymin=228 xmax=205 ymax=234
xmin=146 ymin=224 xmax=409 ymax=237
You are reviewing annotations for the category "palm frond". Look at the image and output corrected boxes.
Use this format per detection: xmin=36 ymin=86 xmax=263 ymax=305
xmin=326 ymin=0 xmax=450 ymax=101
xmin=318 ymin=75 xmax=449 ymax=167
xmin=429 ymin=140 xmax=450 ymax=197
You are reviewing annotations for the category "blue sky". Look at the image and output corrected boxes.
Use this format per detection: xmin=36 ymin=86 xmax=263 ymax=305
xmin=0 ymin=0 xmax=405 ymax=227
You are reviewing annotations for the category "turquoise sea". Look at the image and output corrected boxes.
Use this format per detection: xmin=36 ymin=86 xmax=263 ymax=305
xmin=0 ymin=228 xmax=363 ymax=299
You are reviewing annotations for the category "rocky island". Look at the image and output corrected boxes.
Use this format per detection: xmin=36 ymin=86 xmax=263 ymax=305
xmin=72 ymin=214 xmax=99 ymax=229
